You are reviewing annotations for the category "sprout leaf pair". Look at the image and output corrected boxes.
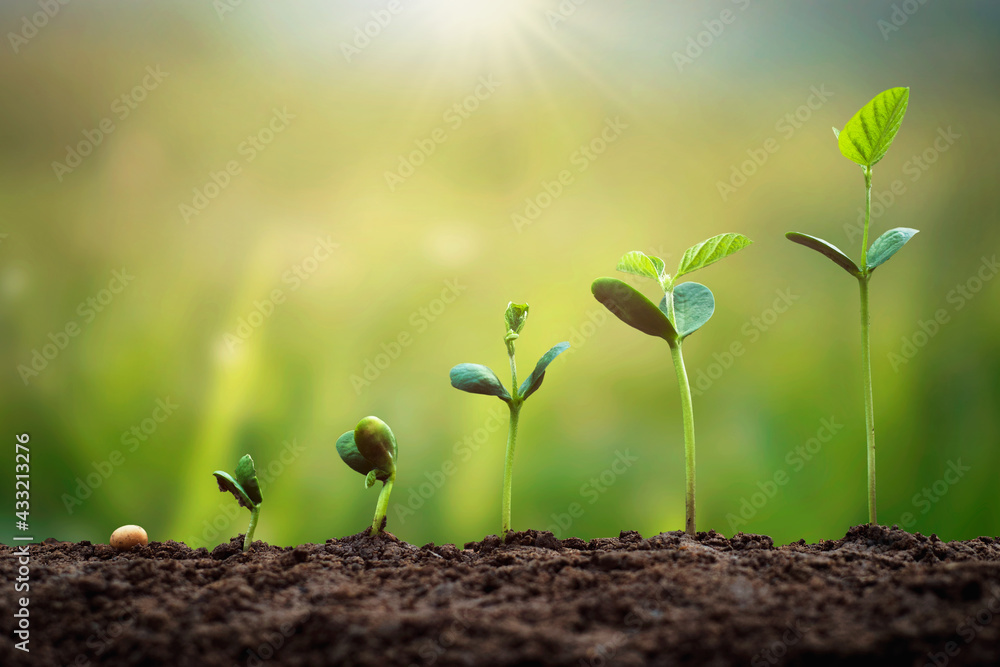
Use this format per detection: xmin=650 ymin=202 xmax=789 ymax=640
xmin=450 ymin=302 xmax=569 ymax=541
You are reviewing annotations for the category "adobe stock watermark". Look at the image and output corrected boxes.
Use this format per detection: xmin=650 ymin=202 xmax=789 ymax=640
xmin=895 ymin=459 xmax=971 ymax=531
xmin=690 ymin=288 xmax=799 ymax=397
xmin=544 ymin=0 xmax=587 ymax=30
xmin=750 ymin=618 xmax=815 ymax=666
xmin=888 ymin=255 xmax=998 ymax=372
xmin=727 ymin=417 xmax=843 ymax=532
xmin=186 ymin=439 xmax=304 ymax=549
xmin=52 ymin=65 xmax=169 ymax=182
xmin=62 ymin=397 xmax=180 ymax=514
xmin=7 ymin=0 xmax=71 ymax=54
xmin=17 ymin=269 xmax=134 ymax=385
xmin=672 ymin=0 xmax=753 ymax=73
xmin=878 ymin=0 xmax=930 ymax=41
xmin=843 ymin=126 xmax=961 ymax=244
xmin=394 ymin=404 xmax=507 ymax=525
xmin=717 ymin=85 xmax=834 ymax=202
xmin=351 ymin=278 xmax=467 ymax=394
xmin=923 ymin=585 xmax=1000 ymax=667
xmin=340 ymin=0 xmax=406 ymax=63
xmin=223 ymin=236 xmax=338 ymax=351
xmin=546 ymin=449 xmax=639 ymax=538
xmin=511 ymin=116 xmax=628 ymax=233
xmin=384 ymin=75 xmax=501 ymax=192
xmin=179 ymin=107 xmax=295 ymax=223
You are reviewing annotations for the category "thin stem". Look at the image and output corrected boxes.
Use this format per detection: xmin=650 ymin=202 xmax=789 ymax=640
xmin=243 ymin=506 xmax=260 ymax=552
xmin=859 ymin=277 xmax=876 ymax=525
xmin=669 ymin=341 xmax=697 ymax=536
xmin=371 ymin=473 xmax=395 ymax=534
xmin=501 ymin=403 xmax=521 ymax=541
xmin=861 ymin=166 xmax=872 ymax=257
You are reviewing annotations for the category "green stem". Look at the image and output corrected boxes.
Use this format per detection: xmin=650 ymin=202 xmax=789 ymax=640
xmin=669 ymin=341 xmax=697 ymax=536
xmin=501 ymin=403 xmax=521 ymax=542
xmin=859 ymin=277 xmax=876 ymax=525
xmin=243 ymin=505 xmax=260 ymax=552
xmin=859 ymin=167 xmax=877 ymax=526
xmin=371 ymin=473 xmax=395 ymax=534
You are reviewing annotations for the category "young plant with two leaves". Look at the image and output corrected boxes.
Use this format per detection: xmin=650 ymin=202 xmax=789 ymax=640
xmin=591 ymin=233 xmax=752 ymax=535
xmin=449 ymin=303 xmax=569 ymax=541
xmin=786 ymin=87 xmax=915 ymax=525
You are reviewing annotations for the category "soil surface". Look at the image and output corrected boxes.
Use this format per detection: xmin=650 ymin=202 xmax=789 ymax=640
xmin=3 ymin=525 xmax=1000 ymax=666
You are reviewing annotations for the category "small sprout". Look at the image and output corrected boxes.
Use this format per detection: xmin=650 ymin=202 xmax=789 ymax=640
xmin=591 ymin=233 xmax=752 ymax=535
xmin=786 ymin=86 xmax=915 ymax=525
xmin=450 ymin=302 xmax=570 ymax=541
xmin=110 ymin=524 xmax=148 ymax=550
xmin=213 ymin=454 xmax=263 ymax=552
xmin=337 ymin=416 xmax=398 ymax=535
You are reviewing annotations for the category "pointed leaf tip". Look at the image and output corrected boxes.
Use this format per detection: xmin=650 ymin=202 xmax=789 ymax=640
xmin=449 ymin=363 xmax=511 ymax=401
xmin=786 ymin=232 xmax=861 ymax=277
xmin=867 ymin=227 xmax=918 ymax=271
xmin=617 ymin=251 xmax=667 ymax=286
xmin=838 ymin=87 xmax=909 ymax=168
xmin=675 ymin=233 xmax=752 ymax=279
xmin=518 ymin=342 xmax=570 ymax=400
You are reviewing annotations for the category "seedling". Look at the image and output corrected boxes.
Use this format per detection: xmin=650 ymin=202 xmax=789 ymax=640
xmin=591 ymin=233 xmax=752 ymax=535
xmin=337 ymin=416 xmax=398 ymax=535
xmin=786 ymin=86 xmax=915 ymax=525
xmin=213 ymin=454 xmax=263 ymax=552
xmin=450 ymin=302 xmax=569 ymax=541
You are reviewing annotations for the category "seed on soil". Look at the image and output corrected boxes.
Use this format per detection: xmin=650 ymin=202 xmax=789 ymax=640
xmin=110 ymin=524 xmax=148 ymax=550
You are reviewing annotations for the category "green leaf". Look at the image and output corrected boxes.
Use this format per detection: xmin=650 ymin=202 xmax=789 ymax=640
xmin=616 ymin=251 xmax=667 ymax=286
xmin=866 ymin=227 xmax=918 ymax=271
xmin=675 ymin=233 xmax=753 ymax=279
xmin=449 ymin=363 xmax=511 ymax=401
xmin=838 ymin=87 xmax=909 ymax=168
xmin=336 ymin=431 xmax=376 ymax=476
xmin=591 ymin=278 xmax=676 ymax=343
xmin=214 ymin=471 xmax=257 ymax=511
xmin=672 ymin=282 xmax=715 ymax=338
xmin=364 ymin=469 xmax=378 ymax=489
xmin=233 ymin=454 xmax=262 ymax=506
xmin=504 ymin=302 xmax=529 ymax=335
xmin=354 ymin=416 xmax=397 ymax=475
xmin=518 ymin=342 xmax=570 ymax=400
xmin=785 ymin=232 xmax=861 ymax=278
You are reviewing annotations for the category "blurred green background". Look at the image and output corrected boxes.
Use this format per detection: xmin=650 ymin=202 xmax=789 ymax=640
xmin=2 ymin=0 xmax=999 ymax=549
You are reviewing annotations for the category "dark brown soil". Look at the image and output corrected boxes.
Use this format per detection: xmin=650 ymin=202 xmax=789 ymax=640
xmin=3 ymin=525 xmax=1000 ymax=666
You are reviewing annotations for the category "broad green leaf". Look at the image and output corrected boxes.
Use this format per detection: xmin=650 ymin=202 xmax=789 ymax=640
xmin=449 ymin=363 xmax=511 ymax=401
xmin=213 ymin=471 xmax=257 ymax=511
xmin=233 ymin=454 xmax=262 ymax=505
xmin=617 ymin=251 xmax=667 ymax=285
xmin=675 ymin=233 xmax=752 ymax=279
xmin=505 ymin=302 xmax=529 ymax=335
xmin=591 ymin=278 xmax=676 ymax=342
xmin=866 ymin=227 xmax=918 ymax=271
xmin=785 ymin=232 xmax=861 ymax=278
xmin=519 ymin=342 xmax=570 ymax=400
xmin=354 ymin=416 xmax=397 ymax=474
xmin=838 ymin=87 xmax=909 ymax=168
xmin=672 ymin=282 xmax=716 ymax=338
xmin=336 ymin=431 xmax=376 ymax=476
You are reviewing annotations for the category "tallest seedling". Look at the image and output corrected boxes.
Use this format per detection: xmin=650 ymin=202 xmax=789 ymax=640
xmin=786 ymin=87 xmax=915 ymax=525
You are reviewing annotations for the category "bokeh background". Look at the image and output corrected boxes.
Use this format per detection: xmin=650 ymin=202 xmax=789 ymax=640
xmin=2 ymin=0 xmax=999 ymax=549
